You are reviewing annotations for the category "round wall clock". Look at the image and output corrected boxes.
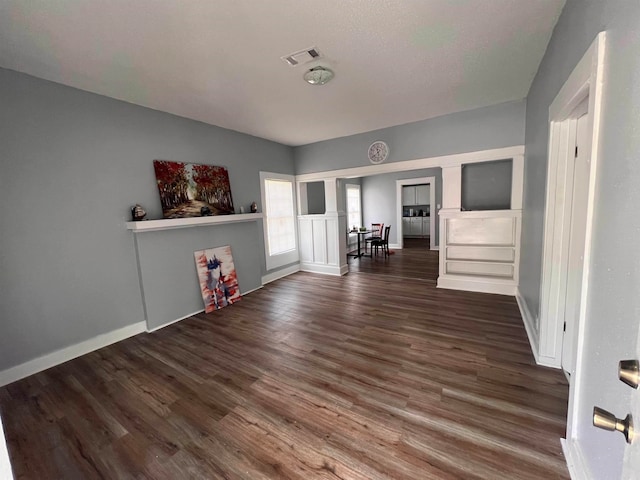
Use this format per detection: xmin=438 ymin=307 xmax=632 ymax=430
xmin=368 ymin=141 xmax=389 ymax=164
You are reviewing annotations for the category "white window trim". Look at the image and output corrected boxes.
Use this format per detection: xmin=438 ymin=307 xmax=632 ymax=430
xmin=260 ymin=171 xmax=300 ymax=271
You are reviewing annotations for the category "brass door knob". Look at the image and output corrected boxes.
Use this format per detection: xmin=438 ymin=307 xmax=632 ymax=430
xmin=619 ymin=359 xmax=639 ymax=389
xmin=593 ymin=407 xmax=634 ymax=444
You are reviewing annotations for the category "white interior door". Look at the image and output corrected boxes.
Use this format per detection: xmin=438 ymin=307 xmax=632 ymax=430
xmin=622 ymin=329 xmax=640 ymax=477
xmin=562 ymin=102 xmax=590 ymax=377
xmin=574 ymin=298 xmax=640 ymax=479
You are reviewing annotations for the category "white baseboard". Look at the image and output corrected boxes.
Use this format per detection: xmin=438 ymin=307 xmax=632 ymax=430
xmin=261 ymin=264 xmax=300 ymax=285
xmin=147 ymin=309 xmax=204 ymax=333
xmin=437 ymin=276 xmax=516 ymax=295
xmin=516 ymin=288 xmax=561 ymax=369
xmin=561 ymin=438 xmax=591 ymax=480
xmin=148 ymin=285 xmax=263 ymax=333
xmin=516 ymin=288 xmax=540 ymax=363
xmin=0 ymin=321 xmax=146 ymax=387
xmin=537 ymin=353 xmax=561 ymax=368
xmin=300 ymin=262 xmax=346 ymax=276
xmin=242 ymin=285 xmax=263 ymax=295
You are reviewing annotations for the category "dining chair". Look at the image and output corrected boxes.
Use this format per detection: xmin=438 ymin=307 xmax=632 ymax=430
xmin=371 ymin=225 xmax=391 ymax=257
xmin=365 ymin=223 xmax=383 ymax=252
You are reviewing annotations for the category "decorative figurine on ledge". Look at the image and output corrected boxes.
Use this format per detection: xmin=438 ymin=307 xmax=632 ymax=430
xmin=131 ymin=204 xmax=147 ymax=221
xmin=200 ymin=206 xmax=212 ymax=216
xmin=250 ymin=202 xmax=258 ymax=213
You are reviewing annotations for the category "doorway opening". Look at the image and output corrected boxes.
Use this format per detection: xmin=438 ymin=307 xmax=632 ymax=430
xmin=396 ymin=176 xmax=437 ymax=250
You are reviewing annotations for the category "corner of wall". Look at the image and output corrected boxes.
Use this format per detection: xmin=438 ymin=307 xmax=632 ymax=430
xmin=0 ymin=321 xmax=146 ymax=388
xmin=261 ymin=263 xmax=301 ymax=285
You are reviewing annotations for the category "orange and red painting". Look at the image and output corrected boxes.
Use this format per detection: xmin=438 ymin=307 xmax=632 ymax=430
xmin=154 ymin=160 xmax=234 ymax=218
xmin=194 ymin=245 xmax=241 ymax=312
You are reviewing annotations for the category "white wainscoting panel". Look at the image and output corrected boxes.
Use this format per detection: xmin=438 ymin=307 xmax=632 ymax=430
xmin=438 ymin=209 xmax=521 ymax=295
xmin=311 ymin=219 xmax=327 ymax=264
xmin=326 ymin=219 xmax=339 ymax=266
xmin=298 ymin=220 xmax=313 ymax=263
xmin=298 ymin=214 xmax=347 ymax=276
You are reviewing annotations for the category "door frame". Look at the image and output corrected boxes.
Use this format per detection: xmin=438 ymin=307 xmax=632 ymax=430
xmin=561 ymin=98 xmax=590 ymax=378
xmin=535 ymin=32 xmax=606 ymax=476
xmin=396 ymin=176 xmax=436 ymax=249
xmin=538 ymin=32 xmax=606 ymax=367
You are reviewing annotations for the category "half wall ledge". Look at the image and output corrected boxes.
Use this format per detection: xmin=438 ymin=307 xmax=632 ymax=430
xmin=126 ymin=213 xmax=263 ymax=232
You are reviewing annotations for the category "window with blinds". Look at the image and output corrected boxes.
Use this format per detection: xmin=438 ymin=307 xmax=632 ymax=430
xmin=264 ymin=179 xmax=296 ymax=255
xmin=346 ymin=184 xmax=361 ymax=229
xmin=260 ymin=172 xmax=299 ymax=270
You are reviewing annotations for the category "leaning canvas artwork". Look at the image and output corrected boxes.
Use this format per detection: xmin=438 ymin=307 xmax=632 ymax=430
xmin=194 ymin=245 xmax=241 ymax=312
xmin=153 ymin=160 xmax=234 ymax=218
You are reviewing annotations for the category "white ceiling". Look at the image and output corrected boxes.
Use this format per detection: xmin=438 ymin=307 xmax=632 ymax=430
xmin=0 ymin=0 xmax=564 ymax=146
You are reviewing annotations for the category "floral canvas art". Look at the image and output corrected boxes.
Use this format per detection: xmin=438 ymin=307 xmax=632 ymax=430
xmin=194 ymin=245 xmax=241 ymax=312
xmin=154 ymin=160 xmax=234 ymax=218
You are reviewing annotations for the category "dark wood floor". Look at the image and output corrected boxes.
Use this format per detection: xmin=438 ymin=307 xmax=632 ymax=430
xmin=0 ymin=243 xmax=570 ymax=479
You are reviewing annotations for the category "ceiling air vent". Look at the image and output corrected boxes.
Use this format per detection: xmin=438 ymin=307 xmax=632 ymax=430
xmin=281 ymin=47 xmax=322 ymax=67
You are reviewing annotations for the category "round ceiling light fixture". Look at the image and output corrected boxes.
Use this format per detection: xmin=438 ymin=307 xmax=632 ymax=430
xmin=303 ymin=66 xmax=334 ymax=85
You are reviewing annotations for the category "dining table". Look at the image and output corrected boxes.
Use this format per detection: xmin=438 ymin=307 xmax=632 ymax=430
xmin=347 ymin=229 xmax=373 ymax=259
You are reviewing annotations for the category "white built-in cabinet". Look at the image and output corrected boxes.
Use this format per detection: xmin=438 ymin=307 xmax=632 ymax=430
xmin=402 ymin=185 xmax=429 ymax=205
xmin=437 ymin=209 xmax=521 ymax=295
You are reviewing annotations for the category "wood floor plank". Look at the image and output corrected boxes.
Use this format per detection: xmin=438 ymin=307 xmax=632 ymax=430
xmin=0 ymin=239 xmax=569 ymax=479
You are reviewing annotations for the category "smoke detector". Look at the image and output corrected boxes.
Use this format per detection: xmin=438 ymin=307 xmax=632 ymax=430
xmin=303 ymin=66 xmax=334 ymax=85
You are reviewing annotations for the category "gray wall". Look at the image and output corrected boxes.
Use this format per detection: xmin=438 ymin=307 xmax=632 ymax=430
xmin=520 ymin=1 xmax=640 ymax=478
xmin=461 ymin=159 xmax=512 ymax=211
xmin=136 ymin=222 xmax=263 ymax=331
xmin=0 ymin=67 xmax=294 ymax=371
xmin=294 ymin=100 xmax=526 ymax=174
xmin=305 ymin=181 xmax=326 ymax=214
xmin=361 ymin=169 xmax=442 ymax=246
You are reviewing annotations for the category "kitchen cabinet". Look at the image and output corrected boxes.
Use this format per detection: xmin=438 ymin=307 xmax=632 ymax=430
xmin=402 ymin=186 xmax=415 ymax=205
xmin=410 ymin=217 xmax=422 ymax=236
xmin=402 ymin=184 xmax=430 ymax=206
xmin=402 ymin=217 xmax=411 ymax=236
xmin=403 ymin=216 xmax=431 ymax=238
xmin=416 ymin=185 xmax=430 ymax=204
xmin=423 ymin=217 xmax=430 ymax=236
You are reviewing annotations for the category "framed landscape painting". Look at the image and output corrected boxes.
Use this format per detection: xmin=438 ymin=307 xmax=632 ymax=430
xmin=154 ymin=160 xmax=234 ymax=218
xmin=194 ymin=245 xmax=241 ymax=312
